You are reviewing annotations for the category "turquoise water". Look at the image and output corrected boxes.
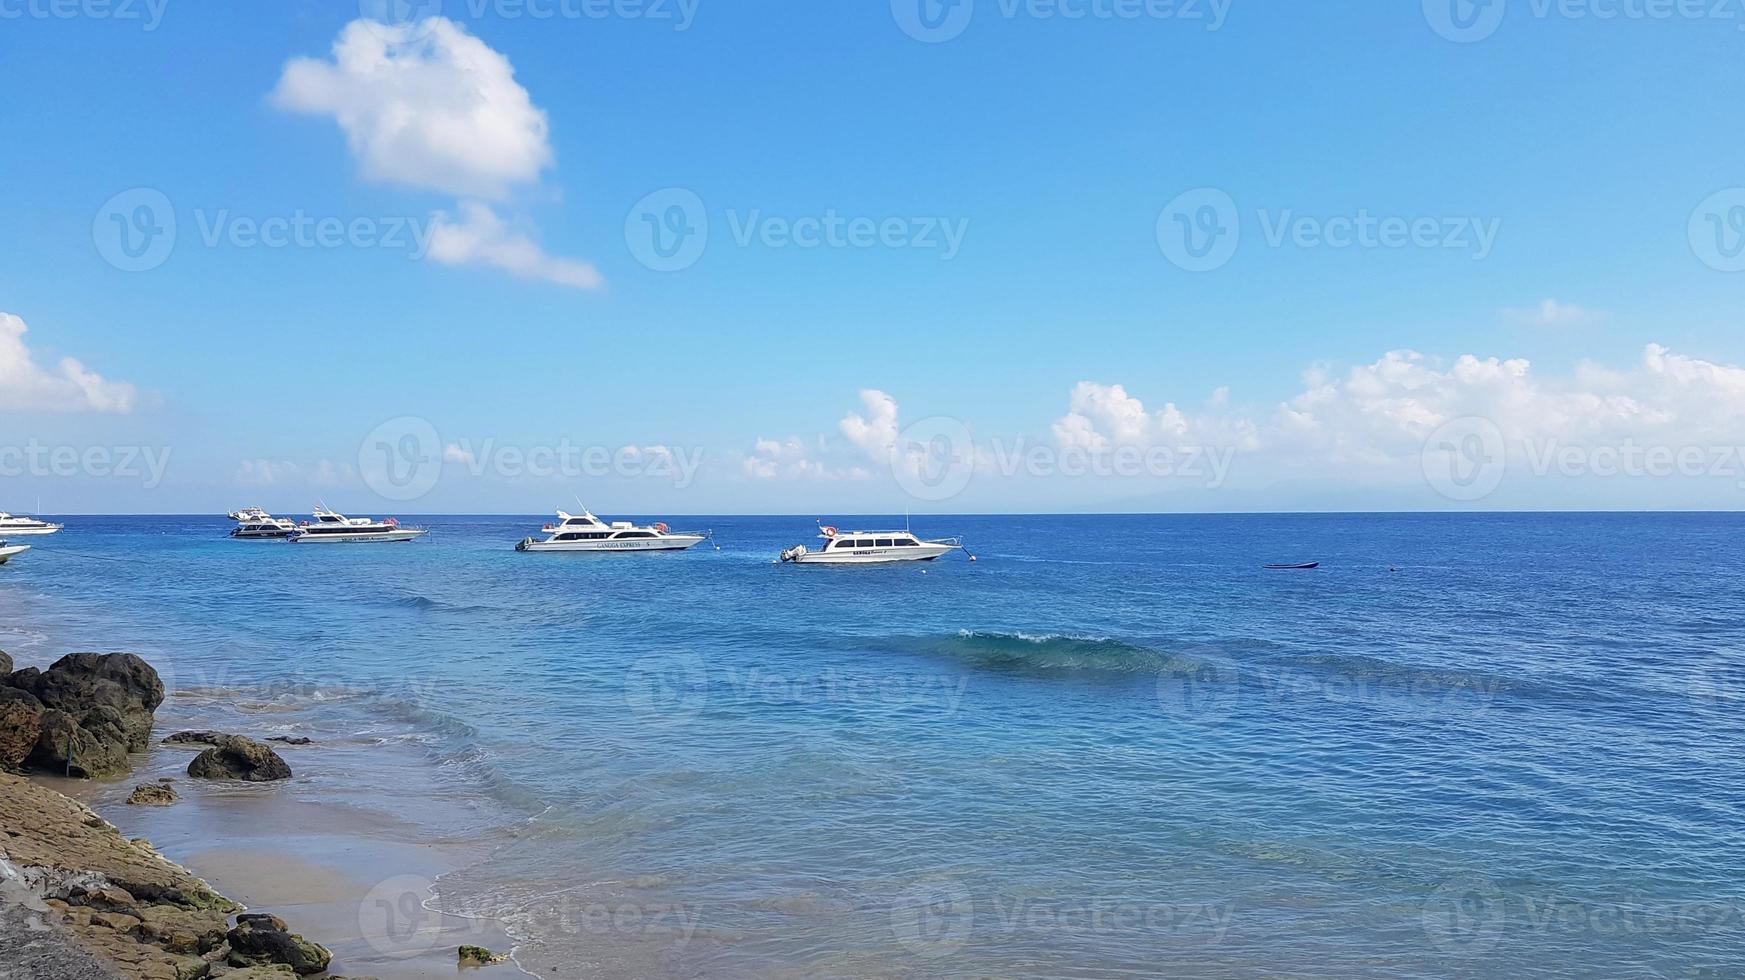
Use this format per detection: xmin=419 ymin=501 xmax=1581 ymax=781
xmin=3 ymin=514 xmax=1743 ymax=977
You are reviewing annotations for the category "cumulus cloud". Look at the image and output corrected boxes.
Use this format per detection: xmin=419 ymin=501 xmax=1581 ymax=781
xmin=1054 ymin=381 xmax=1259 ymax=455
xmin=838 ymin=389 xmax=900 ymax=458
xmin=272 ymin=17 xmax=599 ymax=289
xmin=0 ymin=312 xmax=137 ymax=414
xmin=1503 ymin=299 xmax=1602 ymax=327
xmin=1059 ymin=344 xmax=1745 ymax=477
xmin=427 ymin=202 xmax=603 ymax=289
xmin=271 ymin=18 xmax=551 ymax=199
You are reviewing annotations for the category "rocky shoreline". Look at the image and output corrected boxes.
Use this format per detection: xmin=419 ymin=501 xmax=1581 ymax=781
xmin=0 ymin=647 xmax=503 ymax=980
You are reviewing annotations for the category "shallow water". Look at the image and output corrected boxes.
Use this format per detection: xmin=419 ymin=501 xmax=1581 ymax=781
xmin=3 ymin=513 xmax=1744 ymax=978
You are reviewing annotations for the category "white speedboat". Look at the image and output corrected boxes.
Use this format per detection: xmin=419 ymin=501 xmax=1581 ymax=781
xmin=228 ymin=508 xmax=298 ymax=539
xmin=779 ymin=524 xmax=963 ymax=564
xmin=517 ymin=509 xmax=707 ymax=552
xmin=0 ymin=512 xmax=62 ymax=536
xmin=0 ymin=541 xmax=28 ymax=564
xmin=288 ymin=507 xmax=427 ymax=544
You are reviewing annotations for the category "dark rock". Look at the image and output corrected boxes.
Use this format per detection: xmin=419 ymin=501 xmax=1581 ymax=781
xmin=126 ymin=783 xmax=178 ymax=806
xmin=187 ymin=736 xmax=291 ymax=782
xmin=227 ymin=915 xmax=331 ymax=975
xmin=0 ymin=648 xmax=10 ymax=675
xmin=265 ymin=736 xmax=312 ymax=746
xmin=0 ymin=686 xmax=44 ymax=766
xmin=31 ymin=709 xmax=131 ymax=778
xmin=7 ymin=666 xmax=40 ymax=692
xmin=163 ymin=731 xmax=232 ymax=747
xmin=31 ymin=653 xmax=164 ymax=752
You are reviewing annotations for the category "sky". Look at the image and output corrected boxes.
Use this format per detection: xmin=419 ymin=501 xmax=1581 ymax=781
xmin=4 ymin=0 xmax=1745 ymax=514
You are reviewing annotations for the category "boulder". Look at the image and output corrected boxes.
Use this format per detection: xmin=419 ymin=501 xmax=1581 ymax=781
xmin=29 ymin=653 xmax=165 ymax=751
xmin=163 ymin=731 xmax=232 ymax=747
xmin=8 ymin=653 xmax=163 ymax=777
xmin=31 ymin=708 xmax=131 ymax=778
xmin=187 ymin=736 xmax=291 ymax=782
xmin=266 ymin=736 xmax=312 ymax=746
xmin=0 ymin=648 xmax=11 ymax=675
xmin=127 ymin=783 xmax=179 ymax=806
xmin=0 ymin=685 xmax=44 ymax=766
xmin=227 ymin=914 xmax=332 ymax=975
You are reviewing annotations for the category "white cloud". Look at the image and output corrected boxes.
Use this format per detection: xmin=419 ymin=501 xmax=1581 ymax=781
xmin=1058 ymin=344 xmax=1745 ymax=478
xmin=1503 ymin=299 xmax=1602 ymax=327
xmin=235 ymin=459 xmax=352 ymax=489
xmin=427 ymin=202 xmax=602 ymax=289
xmin=0 ymin=312 xmax=137 ymax=414
xmin=271 ymin=17 xmax=551 ymax=200
xmin=272 ymin=17 xmax=599 ymax=289
xmin=838 ymin=389 xmax=900 ymax=458
xmin=743 ymin=437 xmax=831 ymax=480
xmin=1053 ymin=381 xmax=1258 ymax=454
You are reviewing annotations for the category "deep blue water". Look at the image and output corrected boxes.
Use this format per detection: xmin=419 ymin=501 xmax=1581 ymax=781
xmin=3 ymin=513 xmax=1744 ymax=978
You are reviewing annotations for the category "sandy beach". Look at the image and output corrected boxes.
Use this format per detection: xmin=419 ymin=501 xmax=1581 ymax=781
xmin=0 ymin=646 xmax=526 ymax=980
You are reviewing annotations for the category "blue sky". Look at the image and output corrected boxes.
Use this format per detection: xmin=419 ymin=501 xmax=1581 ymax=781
xmin=5 ymin=1 xmax=1745 ymax=514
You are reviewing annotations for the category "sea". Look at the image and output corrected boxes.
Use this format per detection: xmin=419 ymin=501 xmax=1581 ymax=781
xmin=1 ymin=513 xmax=1742 ymax=978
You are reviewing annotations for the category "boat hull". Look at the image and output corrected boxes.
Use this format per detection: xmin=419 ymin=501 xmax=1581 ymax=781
xmin=517 ymin=534 xmax=706 ymax=553
xmin=785 ymin=543 xmax=957 ymax=564
xmin=0 ymin=525 xmax=61 ymax=536
xmin=290 ymin=529 xmax=428 ymax=544
xmin=0 ymin=544 xmax=29 ymax=564
xmin=231 ymin=529 xmax=296 ymax=539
